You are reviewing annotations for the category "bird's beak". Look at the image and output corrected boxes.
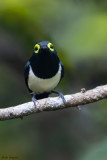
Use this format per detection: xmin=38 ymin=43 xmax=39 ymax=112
xmin=40 ymin=46 xmax=49 ymax=53
xmin=41 ymin=46 xmax=47 ymax=50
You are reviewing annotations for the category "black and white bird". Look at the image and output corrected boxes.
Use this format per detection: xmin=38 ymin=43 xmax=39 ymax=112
xmin=24 ymin=41 xmax=65 ymax=105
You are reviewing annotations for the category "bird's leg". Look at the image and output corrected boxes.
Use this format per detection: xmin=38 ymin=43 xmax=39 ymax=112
xmin=52 ymin=91 xmax=66 ymax=104
xmin=31 ymin=92 xmax=37 ymax=106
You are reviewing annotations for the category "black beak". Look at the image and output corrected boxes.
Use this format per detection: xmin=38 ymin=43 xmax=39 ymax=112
xmin=40 ymin=46 xmax=49 ymax=53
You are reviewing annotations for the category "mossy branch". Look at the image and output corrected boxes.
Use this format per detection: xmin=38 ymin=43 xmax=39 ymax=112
xmin=0 ymin=85 xmax=107 ymax=121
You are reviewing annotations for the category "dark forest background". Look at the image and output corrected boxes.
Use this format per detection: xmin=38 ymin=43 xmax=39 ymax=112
xmin=0 ymin=0 xmax=107 ymax=160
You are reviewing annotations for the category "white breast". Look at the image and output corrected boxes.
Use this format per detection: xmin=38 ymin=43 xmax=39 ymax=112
xmin=28 ymin=64 xmax=61 ymax=93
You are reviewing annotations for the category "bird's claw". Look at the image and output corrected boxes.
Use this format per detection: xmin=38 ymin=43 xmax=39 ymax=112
xmin=58 ymin=92 xmax=66 ymax=104
xmin=32 ymin=97 xmax=36 ymax=106
xmin=52 ymin=91 xmax=66 ymax=104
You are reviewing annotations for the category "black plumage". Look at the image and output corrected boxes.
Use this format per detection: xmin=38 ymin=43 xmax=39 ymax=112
xmin=24 ymin=41 xmax=65 ymax=105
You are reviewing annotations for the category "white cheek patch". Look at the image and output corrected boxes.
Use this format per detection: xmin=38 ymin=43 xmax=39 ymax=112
xmin=28 ymin=65 xmax=61 ymax=93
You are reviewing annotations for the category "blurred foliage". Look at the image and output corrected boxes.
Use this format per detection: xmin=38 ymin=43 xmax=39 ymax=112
xmin=80 ymin=138 xmax=107 ymax=160
xmin=0 ymin=0 xmax=107 ymax=160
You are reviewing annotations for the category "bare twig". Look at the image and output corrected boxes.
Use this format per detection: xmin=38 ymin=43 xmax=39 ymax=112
xmin=0 ymin=85 xmax=107 ymax=121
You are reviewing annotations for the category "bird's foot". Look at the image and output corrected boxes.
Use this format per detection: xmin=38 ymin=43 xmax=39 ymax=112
xmin=32 ymin=96 xmax=37 ymax=106
xmin=52 ymin=91 xmax=66 ymax=104
xmin=58 ymin=92 xmax=66 ymax=104
xmin=31 ymin=92 xmax=38 ymax=107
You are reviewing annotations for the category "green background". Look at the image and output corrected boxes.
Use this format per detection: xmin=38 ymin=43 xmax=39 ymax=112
xmin=0 ymin=0 xmax=107 ymax=159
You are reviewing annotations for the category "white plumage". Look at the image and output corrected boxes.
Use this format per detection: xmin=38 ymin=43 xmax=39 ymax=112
xmin=28 ymin=64 xmax=61 ymax=93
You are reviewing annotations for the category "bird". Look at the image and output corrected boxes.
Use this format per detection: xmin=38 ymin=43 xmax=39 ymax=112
xmin=24 ymin=41 xmax=65 ymax=106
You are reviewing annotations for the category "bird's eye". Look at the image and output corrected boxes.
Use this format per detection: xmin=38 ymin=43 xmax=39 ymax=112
xmin=48 ymin=43 xmax=54 ymax=52
xmin=34 ymin=44 xmax=40 ymax=53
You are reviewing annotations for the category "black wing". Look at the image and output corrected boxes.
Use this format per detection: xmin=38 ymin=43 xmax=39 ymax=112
xmin=60 ymin=61 xmax=64 ymax=79
xmin=24 ymin=61 xmax=32 ymax=93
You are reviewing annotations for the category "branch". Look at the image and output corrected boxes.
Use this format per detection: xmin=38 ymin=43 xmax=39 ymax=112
xmin=0 ymin=85 xmax=107 ymax=121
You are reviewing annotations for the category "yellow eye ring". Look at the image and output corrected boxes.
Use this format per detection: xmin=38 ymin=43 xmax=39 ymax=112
xmin=34 ymin=44 xmax=40 ymax=53
xmin=48 ymin=43 xmax=54 ymax=52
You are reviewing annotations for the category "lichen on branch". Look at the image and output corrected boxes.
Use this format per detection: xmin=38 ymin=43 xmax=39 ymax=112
xmin=0 ymin=85 xmax=107 ymax=121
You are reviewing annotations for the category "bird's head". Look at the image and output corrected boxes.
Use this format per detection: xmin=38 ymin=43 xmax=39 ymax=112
xmin=33 ymin=41 xmax=57 ymax=56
